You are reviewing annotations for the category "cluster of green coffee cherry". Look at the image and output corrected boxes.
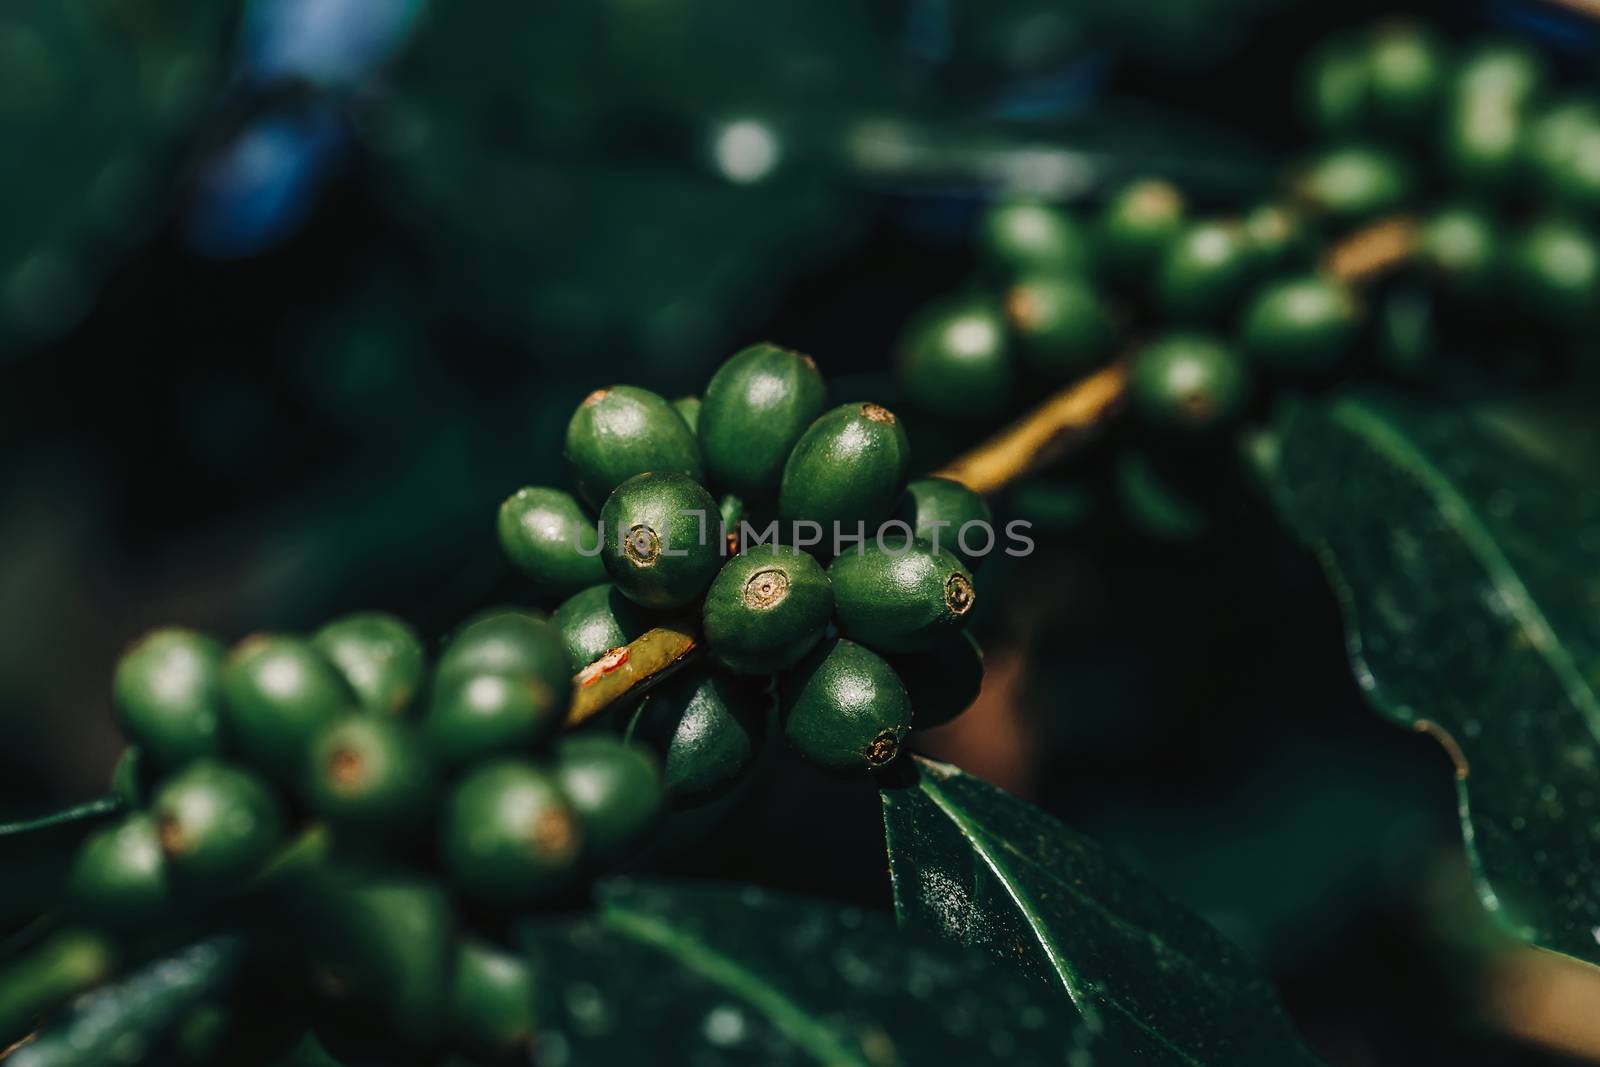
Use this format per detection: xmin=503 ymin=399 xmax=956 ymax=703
xmin=62 ymin=343 xmax=986 ymax=1062
xmin=81 ymin=606 xmax=648 ymax=1060
xmin=1305 ymin=20 xmax=1600 ymax=348
xmin=500 ymin=341 xmax=988 ymax=790
xmin=894 ymin=20 xmax=1598 ymax=524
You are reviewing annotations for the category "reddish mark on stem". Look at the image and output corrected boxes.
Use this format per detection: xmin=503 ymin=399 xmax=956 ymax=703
xmin=576 ymin=647 xmax=630 ymax=687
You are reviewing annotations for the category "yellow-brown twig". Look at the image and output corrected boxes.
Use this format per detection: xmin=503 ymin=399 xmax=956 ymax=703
xmin=934 ymin=214 xmax=1419 ymax=496
xmin=934 ymin=363 xmax=1129 ymax=495
xmin=562 ymin=215 xmax=1422 ymax=725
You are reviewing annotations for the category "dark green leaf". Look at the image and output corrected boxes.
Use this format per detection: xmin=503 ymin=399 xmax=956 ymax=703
xmin=523 ymin=879 xmax=1107 ymax=1065
xmin=1267 ymin=392 xmax=1600 ymax=966
xmin=880 ymin=757 xmax=1323 ymax=1066
xmin=5 ymin=937 xmax=237 ymax=1067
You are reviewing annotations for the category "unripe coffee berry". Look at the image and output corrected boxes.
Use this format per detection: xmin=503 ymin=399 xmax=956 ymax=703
xmin=1365 ymin=20 xmax=1444 ymax=131
xmin=896 ymin=296 xmax=1013 ymax=420
xmin=152 ymin=759 xmax=285 ymax=889
xmin=1004 ymin=274 xmax=1112 ymax=380
xmin=440 ymin=761 xmax=581 ymax=909
xmin=628 ymin=670 xmax=767 ymax=807
xmin=497 ymin=487 xmax=608 ymax=599
xmin=1128 ymin=332 xmax=1250 ymax=433
xmin=565 ymin=385 xmax=704 ymax=510
xmin=425 ymin=670 xmax=565 ymax=768
xmin=702 ymin=545 xmax=832 ymax=675
xmin=979 ymin=199 xmax=1092 ymax=278
xmin=672 ymin=395 xmax=701 ymax=433
xmin=550 ymin=583 xmax=651 ymax=672
xmin=311 ymin=612 xmax=426 ymax=718
xmin=437 ymin=608 xmax=570 ymax=690
xmin=699 ymin=343 xmax=827 ymax=502
xmin=779 ymin=402 xmax=911 ymax=531
xmin=1155 ymin=222 xmax=1253 ymax=322
xmin=553 ymin=735 xmax=663 ymax=868
xmin=893 ymin=477 xmax=993 ymax=570
xmin=601 ymin=472 xmax=723 ymax=610
xmin=1240 ymin=275 xmax=1360 ymax=376
xmin=221 ymin=635 xmax=356 ymax=783
xmin=779 ymin=638 xmax=911 ymax=774
xmin=305 ymin=716 xmax=434 ymax=833
xmin=451 ymin=941 xmax=537 ymax=1061
xmin=1098 ymin=178 xmax=1185 ymax=281
xmin=67 ymin=814 xmax=173 ymax=927
xmin=1421 ymin=207 xmax=1499 ymax=298
xmin=828 ymin=539 xmax=975 ymax=654
xmin=1296 ymin=146 xmax=1412 ymax=224
xmin=1507 ymin=218 xmax=1600 ymax=327
xmin=113 ymin=628 xmax=226 ymax=769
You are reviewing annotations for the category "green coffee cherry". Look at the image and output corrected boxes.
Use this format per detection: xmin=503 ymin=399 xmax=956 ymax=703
xmin=152 ymin=759 xmax=285 ymax=889
xmin=894 ymin=477 xmax=994 ymax=570
xmin=1155 ymin=222 xmax=1253 ymax=322
xmin=440 ymin=761 xmax=581 ymax=909
xmin=699 ymin=343 xmax=827 ymax=502
xmin=672 ymin=395 xmax=700 ymax=433
xmin=1443 ymin=93 xmax=1524 ymax=191
xmin=1003 ymin=274 xmax=1112 ymax=380
xmin=1240 ymin=275 xmax=1360 ymax=376
xmin=553 ymin=735 xmax=663 ymax=868
xmin=497 ymin=487 xmax=608 ymax=598
xmin=222 ymin=635 xmax=356 ymax=783
xmin=896 ymin=296 xmax=1013 ymax=420
xmin=451 ymin=940 xmax=537 ymax=1061
xmin=1455 ymin=41 xmax=1545 ymax=106
xmin=304 ymin=717 xmax=434 ymax=833
xmin=1507 ymin=219 xmax=1600 ymax=326
xmin=628 ymin=671 xmax=767 ymax=807
xmin=311 ymin=612 xmax=426 ymax=718
xmin=111 ymin=746 xmax=149 ymax=807
xmin=979 ymin=199 xmax=1091 ymax=278
xmin=892 ymin=632 xmax=984 ymax=731
xmin=1524 ymin=101 xmax=1598 ymax=186
xmin=67 ymin=814 xmax=172 ymax=927
xmin=1297 ymin=146 xmax=1412 ymax=224
xmin=779 ymin=638 xmax=911 ymax=774
xmin=601 ymin=472 xmax=723 ymax=610
xmin=550 ymin=583 xmax=651 ymax=672
xmin=1365 ymin=20 xmax=1444 ymax=131
xmin=1098 ymin=178 xmax=1185 ymax=281
xmin=113 ymin=628 xmax=225 ymax=768
xmin=828 ymin=539 xmax=975 ymax=654
xmin=424 ymin=671 xmax=565 ymax=769
xmin=1421 ymin=207 xmax=1499 ymax=298
xmin=305 ymin=876 xmax=455 ymax=1056
xmin=1128 ymin=333 xmax=1250 ymax=433
xmin=564 ymin=385 xmax=704 ymax=510
xmin=702 ymin=546 xmax=832 ymax=675
xmin=435 ymin=610 xmax=572 ymax=711
xmin=779 ymin=402 xmax=911 ymax=531
xmin=1242 ymin=204 xmax=1309 ymax=273
xmin=1303 ymin=41 xmax=1367 ymax=136
xmin=1524 ymin=102 xmax=1600 ymax=214
xmin=1115 ymin=450 xmax=1210 ymax=542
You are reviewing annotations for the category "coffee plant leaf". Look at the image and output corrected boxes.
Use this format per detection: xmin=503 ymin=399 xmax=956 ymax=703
xmin=522 ymin=878 xmax=1113 ymax=1065
xmin=1268 ymin=391 xmax=1600 ymax=966
xmin=880 ymin=757 xmax=1324 ymax=1066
